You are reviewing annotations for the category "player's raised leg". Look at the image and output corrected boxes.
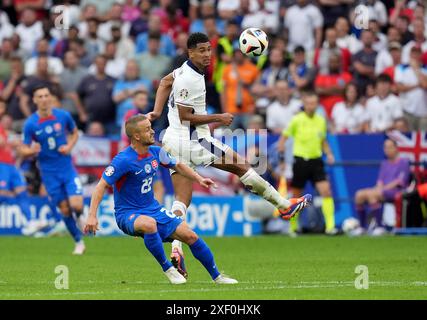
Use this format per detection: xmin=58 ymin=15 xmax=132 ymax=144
xmin=58 ymin=199 xmax=85 ymax=255
xmin=133 ymin=215 xmax=186 ymax=284
xmin=169 ymin=173 xmax=192 ymax=278
xmin=212 ymin=148 xmax=312 ymax=220
xmin=171 ymin=221 xmax=238 ymax=284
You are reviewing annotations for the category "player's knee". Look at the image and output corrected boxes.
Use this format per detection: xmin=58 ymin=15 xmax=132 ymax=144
xmin=59 ymin=205 xmax=71 ymax=217
xmin=140 ymin=219 xmax=157 ymax=234
xmin=71 ymin=202 xmax=83 ymax=214
xmin=182 ymin=230 xmax=198 ymax=245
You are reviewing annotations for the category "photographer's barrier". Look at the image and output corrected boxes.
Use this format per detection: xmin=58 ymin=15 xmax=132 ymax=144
xmin=0 ymin=195 xmax=263 ymax=236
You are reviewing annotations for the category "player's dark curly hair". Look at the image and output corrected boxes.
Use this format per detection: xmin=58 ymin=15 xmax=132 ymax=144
xmin=187 ymin=32 xmax=210 ymax=49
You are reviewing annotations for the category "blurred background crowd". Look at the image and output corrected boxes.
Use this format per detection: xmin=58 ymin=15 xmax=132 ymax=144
xmin=0 ymin=0 xmax=426 ymax=202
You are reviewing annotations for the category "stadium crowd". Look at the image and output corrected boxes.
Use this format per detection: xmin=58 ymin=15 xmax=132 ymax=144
xmin=0 ymin=0 xmax=426 ymax=229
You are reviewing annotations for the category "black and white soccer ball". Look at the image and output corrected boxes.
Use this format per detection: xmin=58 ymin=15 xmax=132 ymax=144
xmin=239 ymin=28 xmax=269 ymax=57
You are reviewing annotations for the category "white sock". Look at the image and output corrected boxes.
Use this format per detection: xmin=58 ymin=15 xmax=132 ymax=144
xmin=171 ymin=201 xmax=186 ymax=253
xmin=172 ymin=239 xmax=182 ymax=251
xmin=240 ymin=168 xmax=291 ymax=210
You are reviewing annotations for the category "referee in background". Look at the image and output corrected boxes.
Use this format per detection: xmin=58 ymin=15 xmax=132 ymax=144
xmin=277 ymin=91 xmax=337 ymax=235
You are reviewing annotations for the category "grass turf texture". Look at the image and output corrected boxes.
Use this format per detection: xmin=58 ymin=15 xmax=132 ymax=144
xmin=0 ymin=235 xmax=426 ymax=300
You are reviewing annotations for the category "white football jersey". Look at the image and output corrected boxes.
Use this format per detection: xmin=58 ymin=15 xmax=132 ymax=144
xmin=166 ymin=60 xmax=211 ymax=140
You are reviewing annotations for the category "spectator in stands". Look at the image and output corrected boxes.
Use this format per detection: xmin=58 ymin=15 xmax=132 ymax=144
xmin=317 ymin=0 xmax=352 ymax=28
xmin=0 ymin=9 xmax=14 ymax=44
xmin=121 ymin=90 xmax=150 ymax=146
xmin=135 ymin=31 xmax=171 ymax=89
xmin=168 ymin=31 xmax=189 ymax=72
xmin=111 ymin=25 xmax=135 ymax=61
xmin=10 ymin=33 xmax=28 ymax=61
xmin=266 ymin=80 xmax=301 ymax=134
xmin=375 ymin=27 xmax=402 ymax=75
xmin=14 ymin=8 xmax=43 ymax=56
xmin=86 ymin=121 xmax=106 ymax=137
xmin=394 ymin=14 xmax=413 ymax=46
xmin=60 ymin=50 xmax=88 ymax=127
xmin=113 ymin=60 xmax=151 ymax=128
xmin=135 ymin=15 xmax=176 ymax=57
xmin=365 ymin=74 xmax=403 ymax=133
xmin=77 ymin=54 xmax=116 ymax=134
xmin=284 ymin=0 xmax=323 ymax=53
xmin=252 ymin=47 xmax=289 ymax=109
xmin=77 ymin=3 xmax=98 ymax=38
xmin=335 ymin=16 xmax=362 ymax=55
xmin=369 ymin=19 xmax=388 ymax=53
xmin=213 ymin=19 xmax=240 ymax=93
xmin=122 ymin=0 xmax=140 ymax=23
xmin=80 ymin=0 xmax=116 ymax=18
xmin=217 ymin=0 xmax=258 ymax=20
xmin=381 ymin=42 xmax=402 ymax=94
xmin=314 ymin=53 xmax=352 ymax=118
xmin=129 ymin=0 xmax=151 ymax=39
xmin=98 ymin=2 xmax=130 ymax=42
xmin=394 ymin=117 xmax=411 ymax=133
xmin=365 ymin=0 xmax=388 ymax=28
xmin=353 ymin=139 xmax=410 ymax=236
xmin=402 ymin=18 xmax=427 ymax=64
xmin=84 ymin=17 xmax=105 ymax=62
xmin=189 ymin=0 xmax=225 ymax=35
xmin=20 ymin=56 xmax=58 ymax=118
xmin=242 ymin=0 xmax=280 ymax=35
xmin=160 ymin=3 xmax=190 ymax=42
xmin=352 ymin=29 xmax=377 ymax=96
xmin=277 ymin=91 xmax=337 ymax=235
xmin=395 ymin=46 xmax=427 ymax=131
xmin=25 ymin=38 xmax=63 ymax=76
xmin=330 ymin=83 xmax=366 ymax=134
xmin=69 ymin=39 xmax=92 ymax=68
xmin=89 ymin=41 xmax=126 ymax=79
xmin=287 ymin=46 xmax=316 ymax=92
xmin=0 ymin=57 xmax=26 ymax=130
xmin=221 ymin=48 xmax=259 ymax=130
xmin=0 ymin=38 xmax=13 ymax=81
xmin=52 ymin=25 xmax=80 ymax=60
xmin=314 ymin=27 xmax=351 ymax=74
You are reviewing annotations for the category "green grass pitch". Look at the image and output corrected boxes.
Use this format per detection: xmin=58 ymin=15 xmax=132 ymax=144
xmin=1 ymin=235 xmax=426 ymax=300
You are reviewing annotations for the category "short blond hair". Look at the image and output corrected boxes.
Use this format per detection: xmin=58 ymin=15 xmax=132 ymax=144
xmin=125 ymin=114 xmax=147 ymax=139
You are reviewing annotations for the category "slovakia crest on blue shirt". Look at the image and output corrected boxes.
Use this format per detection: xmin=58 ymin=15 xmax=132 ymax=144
xmin=151 ymin=160 xmax=158 ymax=169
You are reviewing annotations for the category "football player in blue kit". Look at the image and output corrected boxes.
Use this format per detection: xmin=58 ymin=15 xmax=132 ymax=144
xmin=20 ymin=85 xmax=86 ymax=255
xmin=85 ymin=114 xmax=238 ymax=284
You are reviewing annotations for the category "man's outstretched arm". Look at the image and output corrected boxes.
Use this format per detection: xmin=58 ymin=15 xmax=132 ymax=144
xmin=147 ymin=72 xmax=174 ymax=121
xmin=85 ymin=178 xmax=110 ymax=235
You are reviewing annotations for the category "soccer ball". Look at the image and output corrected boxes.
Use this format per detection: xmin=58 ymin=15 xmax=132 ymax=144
xmin=239 ymin=28 xmax=269 ymax=57
xmin=342 ymin=217 xmax=360 ymax=234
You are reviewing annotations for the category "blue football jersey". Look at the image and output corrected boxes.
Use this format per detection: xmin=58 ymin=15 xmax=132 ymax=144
xmin=23 ymin=108 xmax=76 ymax=173
xmin=102 ymin=146 xmax=177 ymax=216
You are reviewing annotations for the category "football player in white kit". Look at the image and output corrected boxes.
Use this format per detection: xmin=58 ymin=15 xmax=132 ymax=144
xmin=147 ymin=33 xmax=312 ymax=278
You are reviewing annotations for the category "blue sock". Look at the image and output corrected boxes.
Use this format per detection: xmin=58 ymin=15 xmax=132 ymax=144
xmin=16 ymin=191 xmax=32 ymax=221
xmin=63 ymin=215 xmax=82 ymax=243
xmin=49 ymin=203 xmax=63 ymax=222
xmin=190 ymin=238 xmax=220 ymax=280
xmin=144 ymin=232 xmax=173 ymax=272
